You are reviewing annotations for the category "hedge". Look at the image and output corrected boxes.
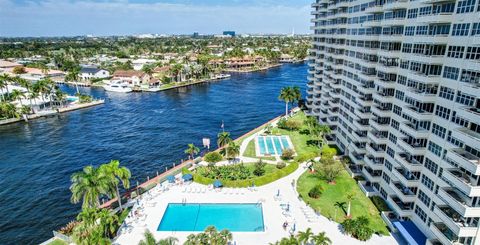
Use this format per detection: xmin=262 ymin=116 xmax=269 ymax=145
xmin=182 ymin=162 xmax=299 ymax=188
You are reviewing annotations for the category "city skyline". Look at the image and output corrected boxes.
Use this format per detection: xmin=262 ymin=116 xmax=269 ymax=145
xmin=0 ymin=0 xmax=312 ymax=37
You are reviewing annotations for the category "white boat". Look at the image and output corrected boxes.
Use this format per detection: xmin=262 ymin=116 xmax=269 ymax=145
xmin=103 ymin=81 xmax=132 ymax=93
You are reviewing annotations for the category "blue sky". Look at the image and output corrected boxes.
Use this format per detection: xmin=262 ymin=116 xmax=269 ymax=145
xmin=0 ymin=0 xmax=312 ymax=37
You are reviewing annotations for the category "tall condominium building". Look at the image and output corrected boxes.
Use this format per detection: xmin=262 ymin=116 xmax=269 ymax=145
xmin=306 ymin=0 xmax=480 ymax=244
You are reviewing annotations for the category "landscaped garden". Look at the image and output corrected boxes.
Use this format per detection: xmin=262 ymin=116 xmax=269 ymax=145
xmin=297 ymin=167 xmax=389 ymax=236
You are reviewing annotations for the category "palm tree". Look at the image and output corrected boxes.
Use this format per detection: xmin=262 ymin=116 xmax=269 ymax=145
xmin=138 ymin=230 xmax=157 ymax=245
xmin=226 ymin=141 xmax=240 ymax=160
xmin=279 ymin=87 xmax=296 ymax=116
xmin=297 ymin=228 xmax=314 ymax=244
xmin=66 ymin=66 xmax=81 ymax=94
xmin=70 ymin=165 xmax=110 ymax=209
xmin=346 ymin=193 xmax=355 ymax=217
xmin=0 ymin=73 xmax=12 ymax=97
xmin=311 ymin=232 xmax=331 ymax=245
xmin=158 ymin=237 xmax=179 ymax=245
xmin=185 ymin=143 xmax=200 ymax=160
xmin=99 ymin=160 xmax=131 ymax=211
xmin=292 ymin=86 xmax=302 ymax=108
xmin=0 ymin=76 xmax=7 ymax=102
xmin=10 ymin=89 xmax=26 ymax=108
xmin=334 ymin=201 xmax=347 ymax=220
xmin=217 ymin=131 xmax=232 ymax=158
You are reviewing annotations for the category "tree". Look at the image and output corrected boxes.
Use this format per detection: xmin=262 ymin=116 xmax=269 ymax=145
xmin=138 ymin=230 xmax=178 ymax=245
xmin=185 ymin=226 xmax=232 ymax=245
xmin=70 ymin=165 xmax=110 ymax=209
xmin=0 ymin=73 xmax=13 ymax=96
xmin=72 ymin=207 xmax=118 ymax=245
xmin=66 ymin=66 xmax=81 ymax=94
xmin=12 ymin=66 xmax=26 ymax=74
xmin=279 ymin=87 xmax=296 ymax=116
xmin=305 ymin=116 xmax=319 ymax=133
xmin=334 ymin=201 xmax=347 ymax=220
xmin=316 ymin=156 xmax=342 ymax=184
xmin=217 ymin=131 xmax=232 ymax=158
xmin=204 ymin=152 xmax=223 ymax=165
xmin=292 ymin=86 xmax=302 ymax=107
xmin=10 ymin=89 xmax=26 ymax=108
xmin=341 ymin=216 xmax=373 ymax=241
xmin=297 ymin=227 xmax=313 ymax=245
xmin=346 ymin=193 xmax=355 ymax=217
xmin=253 ymin=159 xmax=267 ymax=176
xmin=226 ymin=141 xmax=240 ymax=160
xmin=99 ymin=160 xmax=131 ymax=211
xmin=185 ymin=143 xmax=200 ymax=160
xmin=311 ymin=232 xmax=331 ymax=245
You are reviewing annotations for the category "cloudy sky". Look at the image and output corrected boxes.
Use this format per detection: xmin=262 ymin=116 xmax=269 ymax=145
xmin=0 ymin=0 xmax=312 ymax=37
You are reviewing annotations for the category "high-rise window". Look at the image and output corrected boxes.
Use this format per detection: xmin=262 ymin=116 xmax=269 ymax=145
xmin=452 ymin=23 xmax=471 ymax=36
xmin=456 ymin=0 xmax=477 ymax=13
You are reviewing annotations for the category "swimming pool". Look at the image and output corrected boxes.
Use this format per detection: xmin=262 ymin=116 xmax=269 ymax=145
xmin=256 ymin=135 xmax=293 ymax=156
xmin=158 ymin=203 xmax=265 ymax=232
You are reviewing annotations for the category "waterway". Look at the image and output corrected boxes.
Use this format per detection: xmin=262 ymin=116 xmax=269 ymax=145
xmin=0 ymin=63 xmax=307 ymax=244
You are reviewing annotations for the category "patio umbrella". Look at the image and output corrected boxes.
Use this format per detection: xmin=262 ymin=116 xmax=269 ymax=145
xmin=167 ymin=175 xmax=175 ymax=183
xmin=182 ymin=174 xmax=193 ymax=181
xmin=277 ymin=189 xmax=280 ymax=196
xmin=214 ymin=180 xmax=223 ymax=188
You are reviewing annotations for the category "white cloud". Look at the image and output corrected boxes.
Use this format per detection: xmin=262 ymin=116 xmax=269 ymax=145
xmin=0 ymin=0 xmax=311 ymax=36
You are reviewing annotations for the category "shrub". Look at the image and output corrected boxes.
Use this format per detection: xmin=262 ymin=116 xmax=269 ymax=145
xmin=370 ymin=196 xmax=391 ymax=212
xmin=308 ymin=185 xmax=323 ymax=199
xmin=204 ymin=152 xmax=223 ymax=164
xmin=341 ymin=216 xmax=374 ymax=241
xmin=281 ymin=148 xmax=295 ymax=160
xmin=285 ymin=119 xmax=302 ymax=130
xmin=316 ymin=157 xmax=342 ymax=183
xmin=277 ymin=118 xmax=288 ymax=129
xmin=276 ymin=161 xmax=286 ymax=169
xmin=253 ymin=159 xmax=267 ymax=176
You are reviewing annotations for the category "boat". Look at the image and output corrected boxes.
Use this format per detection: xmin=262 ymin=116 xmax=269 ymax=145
xmin=103 ymin=80 xmax=132 ymax=93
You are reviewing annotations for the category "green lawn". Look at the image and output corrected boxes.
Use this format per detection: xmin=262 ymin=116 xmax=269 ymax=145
xmin=297 ymin=170 xmax=389 ymax=235
xmin=47 ymin=239 xmax=68 ymax=245
xmin=271 ymin=112 xmax=320 ymax=161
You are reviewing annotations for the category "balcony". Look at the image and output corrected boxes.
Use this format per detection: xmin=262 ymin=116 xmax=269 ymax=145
xmin=367 ymin=130 xmax=388 ymax=144
xmin=395 ymin=152 xmax=423 ymax=171
xmin=398 ymin=137 xmax=426 ymax=155
xmin=434 ymin=205 xmax=479 ymax=237
xmin=370 ymin=118 xmax=390 ymax=131
xmin=346 ymin=164 xmax=363 ymax=177
xmin=364 ymin=155 xmax=384 ymax=170
xmin=366 ymin=143 xmax=386 ymax=158
xmin=348 ymin=151 xmax=365 ymax=165
xmin=390 ymin=182 xmax=416 ymax=202
xmin=404 ymin=105 xmax=433 ymax=121
xmin=438 ymin=187 xmax=480 ymax=217
xmin=371 ymin=105 xmax=391 ymax=117
xmin=362 ymin=166 xmax=382 ymax=182
xmin=353 ymin=119 xmax=369 ymax=131
xmin=381 ymin=211 xmax=400 ymax=233
xmin=454 ymin=128 xmax=480 ymax=148
xmin=400 ymin=121 xmax=430 ymax=138
xmin=388 ymin=195 xmax=414 ymax=217
xmin=457 ymin=106 xmax=480 ymax=124
xmin=358 ymin=180 xmax=379 ymax=197
xmin=446 ymin=148 xmax=480 ymax=175
xmin=393 ymin=167 xmax=419 ymax=187
xmin=430 ymin=223 xmax=459 ymax=245
xmin=442 ymin=169 xmax=480 ymax=197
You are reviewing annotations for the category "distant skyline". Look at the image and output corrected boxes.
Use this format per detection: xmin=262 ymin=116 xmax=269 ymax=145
xmin=0 ymin=0 xmax=312 ymax=37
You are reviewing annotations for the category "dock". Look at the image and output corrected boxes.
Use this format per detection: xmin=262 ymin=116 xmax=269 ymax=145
xmin=0 ymin=100 xmax=105 ymax=126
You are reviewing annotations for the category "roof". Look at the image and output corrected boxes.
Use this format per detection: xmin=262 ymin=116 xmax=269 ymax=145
xmin=153 ymin=66 xmax=171 ymax=73
xmin=80 ymin=67 xmax=103 ymax=74
xmin=24 ymin=67 xmax=64 ymax=75
xmin=393 ymin=221 xmax=427 ymax=245
xmin=113 ymin=70 xmax=145 ymax=78
xmin=0 ymin=60 xmax=22 ymax=68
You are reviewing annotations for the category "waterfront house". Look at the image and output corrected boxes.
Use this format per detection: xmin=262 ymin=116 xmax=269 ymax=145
xmin=224 ymin=56 xmax=266 ymax=70
xmin=132 ymin=58 xmax=157 ymax=71
xmin=279 ymin=54 xmax=295 ymax=63
xmin=153 ymin=66 xmax=174 ymax=83
xmin=79 ymin=67 xmax=110 ymax=80
xmin=112 ymin=70 xmax=151 ymax=87
xmin=23 ymin=67 xmax=65 ymax=79
xmin=0 ymin=60 xmax=22 ymax=72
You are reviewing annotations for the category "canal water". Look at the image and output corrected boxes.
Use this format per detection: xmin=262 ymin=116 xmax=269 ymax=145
xmin=0 ymin=63 xmax=307 ymax=244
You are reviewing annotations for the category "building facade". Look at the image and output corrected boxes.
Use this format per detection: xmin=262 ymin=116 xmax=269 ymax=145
xmin=306 ymin=0 xmax=480 ymax=244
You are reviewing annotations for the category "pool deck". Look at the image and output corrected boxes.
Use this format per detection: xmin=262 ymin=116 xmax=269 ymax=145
xmin=113 ymin=162 xmax=400 ymax=245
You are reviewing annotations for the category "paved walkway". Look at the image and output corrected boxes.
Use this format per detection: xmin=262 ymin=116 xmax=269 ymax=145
xmin=113 ymin=162 xmax=399 ymax=245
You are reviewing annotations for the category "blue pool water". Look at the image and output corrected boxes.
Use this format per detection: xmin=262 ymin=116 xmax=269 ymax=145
xmin=256 ymin=135 xmax=292 ymax=156
xmin=158 ymin=203 xmax=264 ymax=232
xmin=272 ymin=136 xmax=283 ymax=155
xmin=258 ymin=136 xmax=267 ymax=155
xmin=281 ymin=136 xmax=290 ymax=149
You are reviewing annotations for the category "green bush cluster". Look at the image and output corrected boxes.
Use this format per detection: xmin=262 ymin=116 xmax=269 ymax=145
xmin=308 ymin=185 xmax=323 ymax=199
xmin=281 ymin=148 xmax=295 ymax=160
xmin=196 ymin=163 xmax=251 ymax=180
xmin=370 ymin=196 xmax=391 ymax=212
xmin=276 ymin=161 xmax=286 ymax=169
xmin=183 ymin=162 xmax=299 ymax=188
xmin=203 ymin=152 xmax=223 ymax=164
xmin=342 ymin=216 xmax=374 ymax=241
